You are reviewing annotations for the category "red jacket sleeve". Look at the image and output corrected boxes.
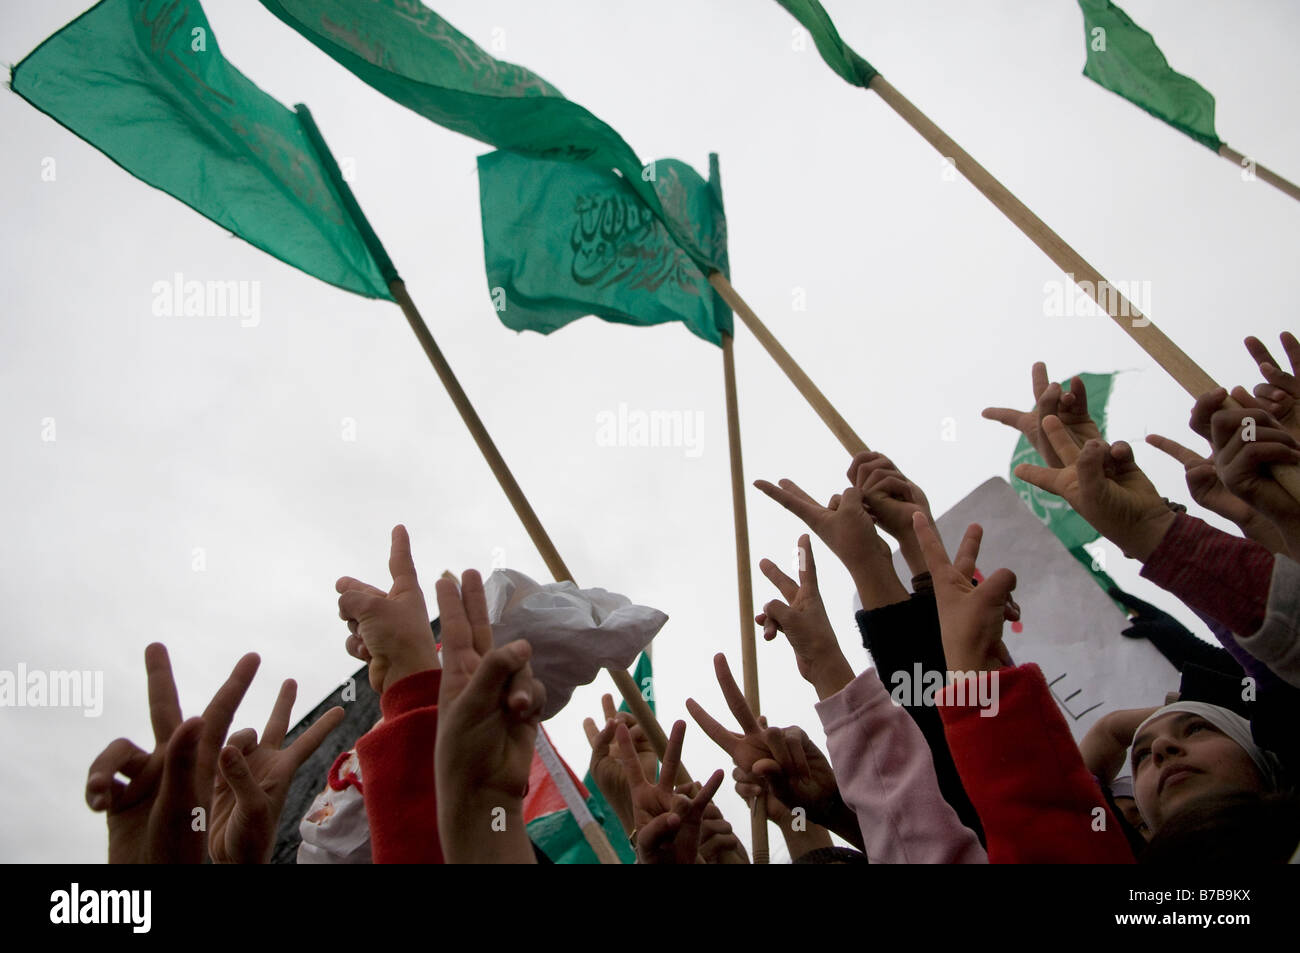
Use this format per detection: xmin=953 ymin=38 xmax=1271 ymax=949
xmin=355 ymin=669 xmax=443 ymax=864
xmin=1140 ymin=513 xmax=1273 ymax=637
xmin=938 ymin=664 xmax=1134 ymax=864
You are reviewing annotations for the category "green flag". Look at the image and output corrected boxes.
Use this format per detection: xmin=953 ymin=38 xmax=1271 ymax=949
xmin=1009 ymin=372 xmax=1120 ymax=590
xmin=775 ymin=0 xmax=878 ymax=88
xmin=256 ymin=0 xmax=714 ymax=272
xmin=479 ymin=150 xmax=731 ymax=346
xmin=527 ymin=651 xmax=655 ymax=864
xmin=1078 ymin=0 xmax=1221 ymax=151
xmin=10 ymin=0 xmax=396 ymax=301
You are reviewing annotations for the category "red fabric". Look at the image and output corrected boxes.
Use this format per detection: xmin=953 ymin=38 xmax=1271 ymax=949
xmin=1140 ymin=513 xmax=1273 ymax=637
xmin=523 ymin=727 xmax=591 ymax=821
xmin=326 ymin=750 xmax=362 ymax=794
xmin=355 ymin=669 xmax=444 ymax=864
xmin=938 ymin=664 xmax=1134 ymax=864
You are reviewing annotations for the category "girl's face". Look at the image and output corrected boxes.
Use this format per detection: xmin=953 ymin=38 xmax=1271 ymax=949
xmin=1132 ymin=712 xmax=1265 ymax=831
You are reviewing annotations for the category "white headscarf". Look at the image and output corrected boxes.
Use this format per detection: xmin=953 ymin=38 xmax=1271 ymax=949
xmin=1133 ymin=701 xmax=1281 ymax=792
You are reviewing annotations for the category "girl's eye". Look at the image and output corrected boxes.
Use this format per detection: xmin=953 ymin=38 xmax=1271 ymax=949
xmin=1133 ymin=748 xmax=1150 ymax=766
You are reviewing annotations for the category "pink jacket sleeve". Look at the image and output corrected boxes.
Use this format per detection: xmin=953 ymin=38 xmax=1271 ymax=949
xmin=814 ymin=668 xmax=987 ymax=864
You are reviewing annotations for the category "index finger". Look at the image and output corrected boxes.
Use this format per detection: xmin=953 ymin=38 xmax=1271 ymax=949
xmin=460 ymin=569 xmax=493 ymax=657
xmin=435 ymin=576 xmax=474 ymax=669
xmin=613 ymin=722 xmax=648 ymax=788
xmin=262 ymin=678 xmax=297 ymax=749
xmin=685 ymin=698 xmax=739 ymax=759
xmin=950 ymin=523 xmax=983 ymax=580
xmin=713 ymin=654 xmax=761 ymax=736
xmin=657 ymin=720 xmax=687 ymax=793
xmin=1031 ymin=361 xmax=1049 ymax=400
xmin=753 ymin=479 xmax=820 ymax=526
xmin=759 ymin=557 xmax=799 ymax=603
xmin=1281 ymin=332 xmax=1300 ymax=376
xmin=284 ymin=706 xmax=346 ymax=770
xmin=201 ymin=652 xmax=261 ymax=752
xmin=1145 ymin=433 xmax=1203 ymax=467
xmin=912 ymin=510 xmax=951 ymax=575
xmin=1245 ymin=336 xmax=1282 ymax=373
xmin=145 ymin=643 xmax=183 ymax=747
xmin=797 ymin=533 xmax=818 ymax=595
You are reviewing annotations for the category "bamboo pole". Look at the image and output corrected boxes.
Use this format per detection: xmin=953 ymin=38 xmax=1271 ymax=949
xmin=864 ymin=75 xmax=1300 ymax=502
xmin=1218 ymin=144 xmax=1300 ymax=204
xmin=708 ymin=272 xmax=869 ymax=456
xmin=721 ymin=332 xmax=768 ymax=864
xmin=388 ymin=279 xmax=686 ymax=861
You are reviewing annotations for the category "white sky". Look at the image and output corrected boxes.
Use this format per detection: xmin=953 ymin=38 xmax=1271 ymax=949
xmin=2 ymin=0 xmax=1298 ymax=863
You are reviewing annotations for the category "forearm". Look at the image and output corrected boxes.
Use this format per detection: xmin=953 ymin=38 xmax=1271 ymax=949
xmin=807 ymin=791 xmax=866 ymax=852
xmin=940 ymin=664 xmax=1133 ymax=864
xmin=439 ymin=801 xmax=533 ymax=864
xmin=1078 ymin=709 xmax=1150 ymax=781
xmin=775 ymin=814 xmax=833 ymax=859
xmin=855 ymin=598 xmax=987 ymax=844
xmin=816 ymin=670 xmax=986 ymax=863
xmin=847 ymin=558 xmax=910 ymax=612
xmin=1140 ymin=513 xmax=1274 ymax=637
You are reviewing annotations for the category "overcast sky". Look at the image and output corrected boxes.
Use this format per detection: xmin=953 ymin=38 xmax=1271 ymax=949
xmin=3 ymin=0 xmax=1298 ymax=863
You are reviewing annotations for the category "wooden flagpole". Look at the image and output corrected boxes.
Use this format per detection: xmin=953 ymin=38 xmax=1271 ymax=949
xmin=388 ymin=279 xmax=688 ymax=860
xmin=863 ymin=75 xmax=1300 ymax=502
xmin=1217 ymin=145 xmax=1300 ymax=204
xmin=708 ymin=272 xmax=870 ymax=457
xmin=721 ymin=332 xmax=769 ymax=863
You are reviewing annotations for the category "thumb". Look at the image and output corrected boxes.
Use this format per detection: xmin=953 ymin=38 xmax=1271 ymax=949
xmin=388 ymin=524 xmax=419 ymax=592
xmin=458 ymin=640 xmax=533 ymax=717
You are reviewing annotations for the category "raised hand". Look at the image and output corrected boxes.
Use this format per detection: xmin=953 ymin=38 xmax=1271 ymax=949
xmin=1146 ymin=432 xmax=1286 ymax=551
xmin=1014 ymin=416 xmax=1174 ymax=561
xmin=209 ymin=680 xmax=344 ymax=864
xmin=754 ymin=479 xmax=908 ymax=610
xmin=688 ymin=655 xmax=843 ymax=824
xmin=336 ymin=525 xmax=438 ymax=694
xmin=912 ymin=513 xmax=1014 ymax=674
xmin=583 ymin=693 xmax=658 ymax=835
xmin=615 ymin=720 xmax=723 ymax=865
xmin=755 ymin=535 xmax=855 ymax=698
xmin=982 ymin=362 xmax=1102 ymax=467
xmin=674 ymin=782 xmax=749 ymax=864
xmin=434 ymin=569 xmax=546 ymax=864
xmin=1244 ymin=333 xmax=1300 ymax=441
xmin=846 ymin=451 xmax=935 ymax=577
xmin=1209 ymin=406 xmax=1300 ymax=557
xmin=85 ymin=644 xmax=259 ymax=863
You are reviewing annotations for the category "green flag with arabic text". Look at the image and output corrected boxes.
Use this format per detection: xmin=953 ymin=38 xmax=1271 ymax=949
xmin=11 ymin=0 xmax=397 ymax=300
xmin=479 ymin=150 xmax=731 ymax=346
xmin=257 ymin=0 xmax=715 ymax=272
